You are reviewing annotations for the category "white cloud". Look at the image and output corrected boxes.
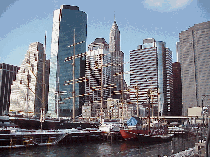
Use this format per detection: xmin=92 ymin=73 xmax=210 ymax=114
xmin=143 ymin=0 xmax=192 ymax=12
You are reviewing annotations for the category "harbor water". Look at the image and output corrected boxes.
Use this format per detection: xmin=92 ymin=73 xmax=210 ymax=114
xmin=0 ymin=135 xmax=197 ymax=157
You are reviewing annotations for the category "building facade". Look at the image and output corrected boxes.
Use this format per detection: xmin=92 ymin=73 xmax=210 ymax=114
xmin=10 ymin=42 xmax=49 ymax=117
xmin=0 ymin=63 xmax=19 ymax=116
xmin=177 ymin=21 xmax=210 ymax=116
xmin=109 ymin=20 xmax=124 ymax=100
xmin=130 ymin=38 xmax=173 ymax=116
xmin=85 ymin=38 xmax=111 ymax=102
xmin=165 ymin=47 xmax=173 ymax=114
xmin=48 ymin=5 xmax=87 ymax=117
xmin=171 ymin=62 xmax=182 ymax=116
xmin=85 ymin=38 xmax=111 ymax=116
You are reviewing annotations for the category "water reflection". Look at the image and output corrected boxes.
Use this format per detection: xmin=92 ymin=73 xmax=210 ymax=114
xmin=1 ymin=136 xmax=197 ymax=157
xmin=118 ymin=136 xmax=197 ymax=156
xmin=119 ymin=140 xmax=172 ymax=156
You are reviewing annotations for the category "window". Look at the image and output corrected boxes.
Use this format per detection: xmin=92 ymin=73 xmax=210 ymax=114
xmin=26 ymin=58 xmax=30 ymax=64
xmin=31 ymin=64 xmax=34 ymax=72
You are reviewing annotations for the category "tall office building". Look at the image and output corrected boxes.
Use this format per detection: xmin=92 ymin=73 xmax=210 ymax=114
xmin=10 ymin=42 xmax=50 ymax=117
xmin=171 ymin=62 xmax=182 ymax=116
xmin=48 ymin=5 xmax=87 ymax=117
xmin=0 ymin=63 xmax=19 ymax=115
xmin=130 ymin=38 xmax=173 ymax=116
xmin=177 ymin=21 xmax=210 ymax=116
xmin=109 ymin=20 xmax=124 ymax=100
xmin=85 ymin=38 xmax=111 ymax=113
xmin=166 ymin=47 xmax=173 ymax=114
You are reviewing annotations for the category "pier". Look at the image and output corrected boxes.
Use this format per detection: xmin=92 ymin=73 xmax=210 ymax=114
xmin=0 ymin=128 xmax=124 ymax=149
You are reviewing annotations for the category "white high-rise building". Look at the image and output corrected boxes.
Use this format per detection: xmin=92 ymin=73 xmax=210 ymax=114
xmin=109 ymin=20 xmax=124 ymax=100
xmin=85 ymin=38 xmax=111 ymax=112
xmin=10 ymin=42 xmax=49 ymax=117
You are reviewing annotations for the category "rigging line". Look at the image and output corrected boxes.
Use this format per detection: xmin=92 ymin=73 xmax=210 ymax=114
xmin=64 ymin=51 xmax=115 ymax=62
xmin=64 ymin=70 xmax=131 ymax=84
xmin=22 ymin=82 xmax=45 ymax=106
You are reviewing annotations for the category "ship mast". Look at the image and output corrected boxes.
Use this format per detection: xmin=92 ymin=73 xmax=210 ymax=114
xmin=26 ymin=50 xmax=31 ymax=118
xmin=136 ymin=84 xmax=139 ymax=117
xmin=64 ymin=29 xmax=85 ymax=121
xmin=41 ymin=32 xmax=46 ymax=130
xmin=72 ymin=29 xmax=76 ymax=121
xmin=121 ymin=61 xmax=124 ymax=123
xmin=147 ymin=89 xmax=151 ymax=135
xmin=100 ymin=53 xmax=104 ymax=123
xmin=27 ymin=70 xmax=29 ymax=118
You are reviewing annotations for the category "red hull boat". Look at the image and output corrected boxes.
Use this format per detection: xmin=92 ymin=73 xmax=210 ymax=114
xmin=120 ymin=129 xmax=149 ymax=140
xmin=120 ymin=123 xmax=174 ymax=142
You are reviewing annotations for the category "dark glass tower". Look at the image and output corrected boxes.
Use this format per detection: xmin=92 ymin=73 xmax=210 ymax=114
xmin=171 ymin=62 xmax=182 ymax=116
xmin=0 ymin=63 xmax=19 ymax=115
xmin=48 ymin=5 xmax=87 ymax=117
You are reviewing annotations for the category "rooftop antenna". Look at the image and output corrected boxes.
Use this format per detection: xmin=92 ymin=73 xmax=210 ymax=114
xmin=114 ymin=11 xmax=116 ymax=22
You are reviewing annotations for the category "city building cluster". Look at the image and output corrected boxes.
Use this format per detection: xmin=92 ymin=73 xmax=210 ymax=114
xmin=1 ymin=5 xmax=210 ymax=120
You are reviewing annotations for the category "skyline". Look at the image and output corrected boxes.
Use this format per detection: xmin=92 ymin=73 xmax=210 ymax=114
xmin=0 ymin=0 xmax=210 ymax=85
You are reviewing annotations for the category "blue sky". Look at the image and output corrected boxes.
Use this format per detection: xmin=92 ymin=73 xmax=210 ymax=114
xmin=0 ymin=0 xmax=210 ymax=85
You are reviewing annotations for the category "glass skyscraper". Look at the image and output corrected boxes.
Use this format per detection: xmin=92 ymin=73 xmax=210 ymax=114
xmin=0 ymin=63 xmax=19 ymax=115
xmin=130 ymin=38 xmax=172 ymax=116
xmin=48 ymin=5 xmax=87 ymax=117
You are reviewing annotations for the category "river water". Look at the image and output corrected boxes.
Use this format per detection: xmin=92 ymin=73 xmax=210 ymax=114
xmin=1 ymin=135 xmax=197 ymax=157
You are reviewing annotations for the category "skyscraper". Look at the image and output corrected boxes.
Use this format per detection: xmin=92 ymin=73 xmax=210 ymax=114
xmin=130 ymin=38 xmax=173 ymax=116
xmin=177 ymin=21 xmax=210 ymax=116
xmin=48 ymin=5 xmax=87 ymax=117
xmin=10 ymin=42 xmax=49 ymax=117
xmin=0 ymin=63 xmax=19 ymax=116
xmin=171 ymin=62 xmax=182 ymax=116
xmin=85 ymin=38 xmax=111 ymax=116
xmin=109 ymin=20 xmax=124 ymax=100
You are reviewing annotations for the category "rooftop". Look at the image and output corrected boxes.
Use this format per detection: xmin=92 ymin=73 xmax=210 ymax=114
xmin=92 ymin=38 xmax=108 ymax=45
xmin=60 ymin=5 xmax=79 ymax=10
